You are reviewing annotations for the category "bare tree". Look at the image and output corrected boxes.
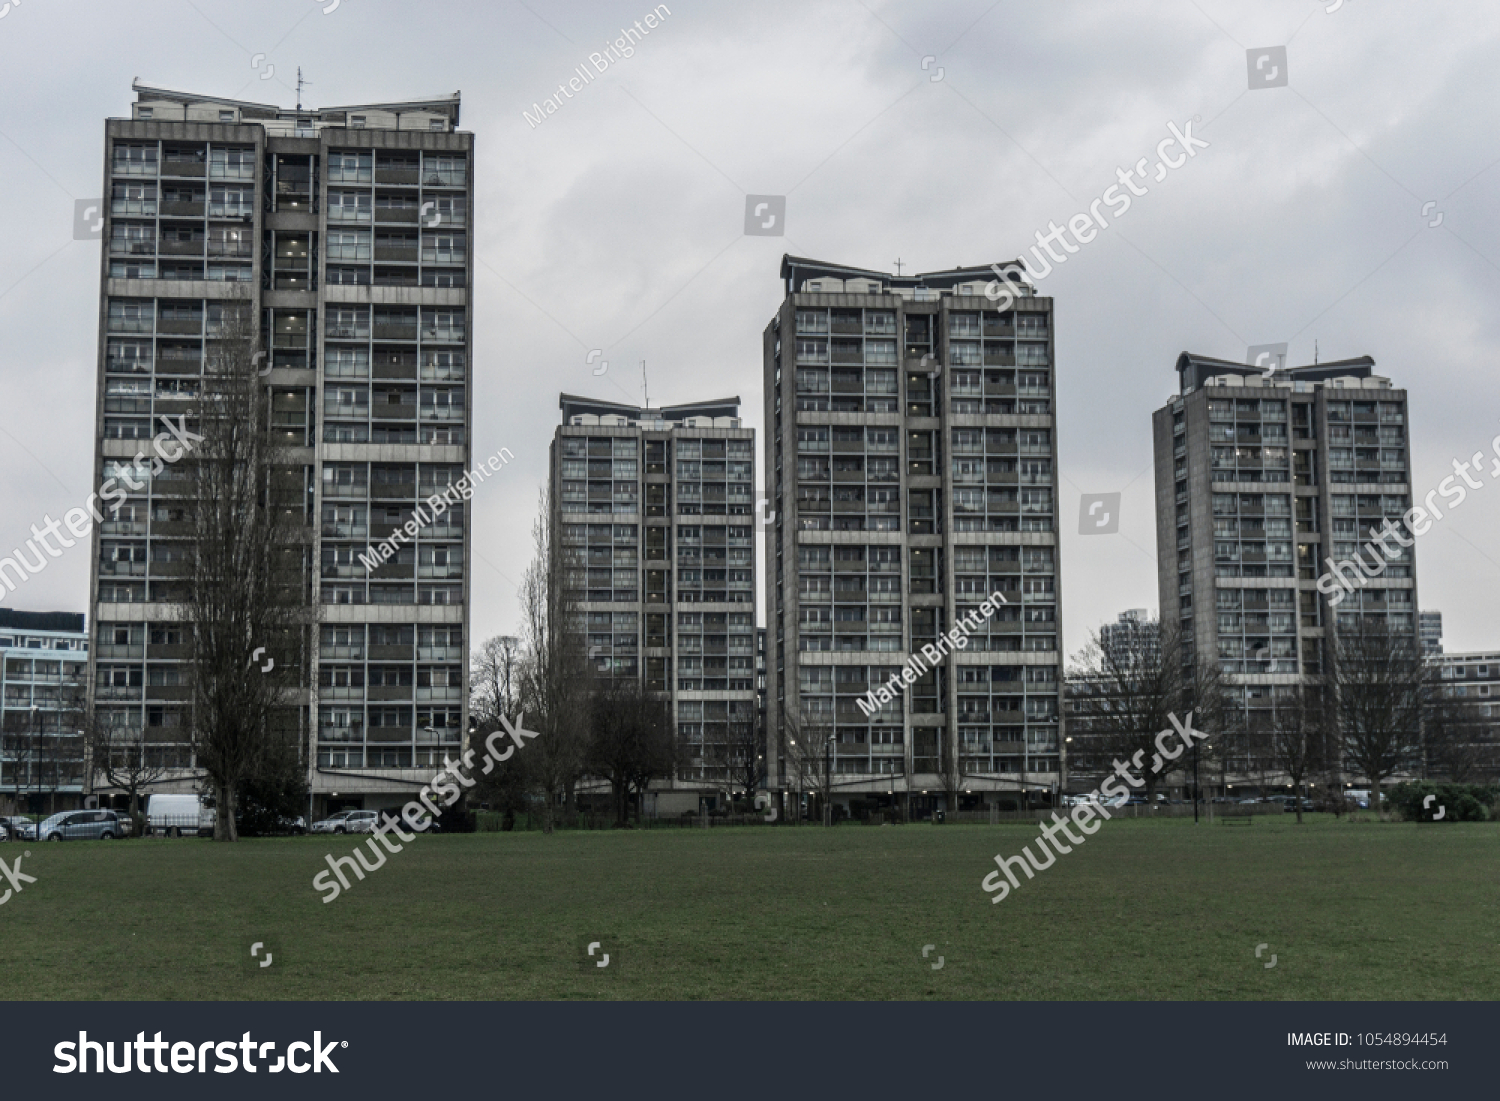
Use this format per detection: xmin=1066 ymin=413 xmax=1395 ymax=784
xmin=516 ymin=484 xmax=591 ymax=834
xmin=90 ymin=721 xmax=172 ymax=831
xmin=932 ymin=726 xmax=968 ymax=816
xmin=1269 ymin=686 xmax=1332 ymax=823
xmin=1068 ymin=618 xmax=1231 ymax=804
xmin=782 ymin=705 xmax=834 ymax=824
xmin=1327 ymin=619 xmax=1428 ymax=816
xmin=2 ymin=707 xmax=83 ymax=816
xmin=181 ymin=306 xmax=312 ymax=841
xmin=470 ymin=634 xmax=521 ymax=732
xmin=1426 ymin=692 xmax=1500 ymax=784
xmin=588 ymin=678 xmax=674 ymax=826
xmin=724 ymin=707 xmax=762 ymax=810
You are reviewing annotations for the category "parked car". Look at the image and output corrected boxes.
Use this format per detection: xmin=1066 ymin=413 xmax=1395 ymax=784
xmin=234 ymin=810 xmax=308 ymax=837
xmin=0 ymin=815 xmax=34 ymax=840
xmin=379 ymin=808 xmax=440 ymax=833
xmin=147 ymin=794 xmax=215 ymax=837
xmin=38 ymin=809 xmax=126 ymax=841
xmin=310 ymin=809 xmax=379 ymax=835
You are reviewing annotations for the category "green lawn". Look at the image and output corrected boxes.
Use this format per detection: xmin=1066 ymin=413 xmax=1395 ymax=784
xmin=0 ymin=816 xmax=1495 ymax=1000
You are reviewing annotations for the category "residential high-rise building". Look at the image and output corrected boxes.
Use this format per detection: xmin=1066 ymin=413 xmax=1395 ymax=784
xmin=1099 ymin=608 xmax=1159 ymax=667
xmin=0 ymin=610 xmax=89 ymax=815
xmin=765 ymin=256 xmax=1064 ymax=817
xmin=553 ymin=394 xmax=757 ymax=812
xmin=1153 ymin=354 xmax=1418 ymax=747
xmin=1420 ymin=610 xmax=1444 ymax=656
xmin=87 ymin=82 xmax=473 ymax=815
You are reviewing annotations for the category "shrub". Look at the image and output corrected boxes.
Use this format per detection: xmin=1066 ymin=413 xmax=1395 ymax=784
xmin=1386 ymin=781 xmax=1495 ymax=822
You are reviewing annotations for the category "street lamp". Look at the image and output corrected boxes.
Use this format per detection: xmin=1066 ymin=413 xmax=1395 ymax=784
xmin=1193 ymin=736 xmax=1200 ymax=825
xmin=30 ymin=705 xmax=38 ymax=817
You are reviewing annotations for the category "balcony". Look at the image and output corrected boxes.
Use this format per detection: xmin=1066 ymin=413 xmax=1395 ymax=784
xmin=159 ymin=240 xmax=205 ymax=257
xmin=374 ymin=246 xmax=418 ymax=263
xmin=372 ymin=403 xmax=418 ymax=421
xmin=160 ymin=200 xmax=205 ymax=218
xmin=376 ymin=166 xmax=420 ymax=185
xmin=157 ymin=318 xmax=203 ymax=335
xmin=323 ymin=482 xmax=369 ymax=499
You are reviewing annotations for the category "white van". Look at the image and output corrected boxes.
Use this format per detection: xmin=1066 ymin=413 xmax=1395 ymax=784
xmin=147 ymin=794 xmax=215 ymax=837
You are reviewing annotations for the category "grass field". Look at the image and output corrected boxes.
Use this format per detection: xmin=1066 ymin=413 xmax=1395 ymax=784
xmin=0 ymin=816 xmax=1495 ymax=1000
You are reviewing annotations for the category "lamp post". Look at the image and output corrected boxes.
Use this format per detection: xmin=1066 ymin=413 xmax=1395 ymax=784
xmin=824 ymin=733 xmax=832 ymax=826
xmin=1193 ymin=737 xmax=1200 ymax=824
xmin=30 ymin=705 xmax=39 ymax=817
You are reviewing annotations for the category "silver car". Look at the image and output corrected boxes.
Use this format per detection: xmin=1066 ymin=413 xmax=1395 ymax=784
xmin=38 ymin=810 xmax=126 ymax=841
xmin=310 ymin=809 xmax=379 ymax=835
xmin=1 ymin=816 xmax=38 ymax=841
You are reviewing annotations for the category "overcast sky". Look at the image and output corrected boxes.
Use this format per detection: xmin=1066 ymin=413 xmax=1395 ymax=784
xmin=1 ymin=0 xmax=1498 ymax=655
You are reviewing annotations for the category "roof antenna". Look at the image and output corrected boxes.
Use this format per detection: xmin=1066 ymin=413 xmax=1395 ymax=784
xmin=641 ymin=360 xmax=649 ymax=409
xmin=1314 ymin=339 xmax=1319 ymax=365
xmin=893 ymin=258 xmax=904 ymax=276
xmin=296 ymin=67 xmax=311 ymax=112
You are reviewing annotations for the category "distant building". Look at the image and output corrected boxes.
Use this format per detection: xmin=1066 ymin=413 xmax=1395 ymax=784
xmin=1153 ymin=352 xmax=1417 ymax=739
xmin=1431 ymin=651 xmax=1500 ymax=782
xmin=755 ymin=626 xmax=767 ymax=782
xmin=88 ymin=81 xmax=475 ymax=818
xmin=0 ymin=610 xmax=89 ymax=815
xmin=765 ymin=255 xmax=1064 ymax=816
xmin=1099 ymin=608 xmax=1159 ymax=667
xmin=552 ymin=393 xmax=757 ymax=813
xmin=1420 ymin=610 xmax=1443 ymax=656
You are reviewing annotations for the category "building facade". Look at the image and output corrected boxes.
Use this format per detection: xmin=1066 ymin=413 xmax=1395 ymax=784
xmin=0 ymin=611 xmax=90 ymax=814
xmin=88 ymin=82 xmax=473 ymax=815
xmin=1431 ymin=650 xmax=1500 ymax=783
xmin=1153 ymin=354 xmax=1418 ymax=751
xmin=553 ymin=394 xmax=757 ymax=811
xmin=1420 ymin=609 xmax=1443 ymax=656
xmin=764 ymin=256 xmax=1065 ymax=816
xmin=1099 ymin=608 xmax=1159 ymax=667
